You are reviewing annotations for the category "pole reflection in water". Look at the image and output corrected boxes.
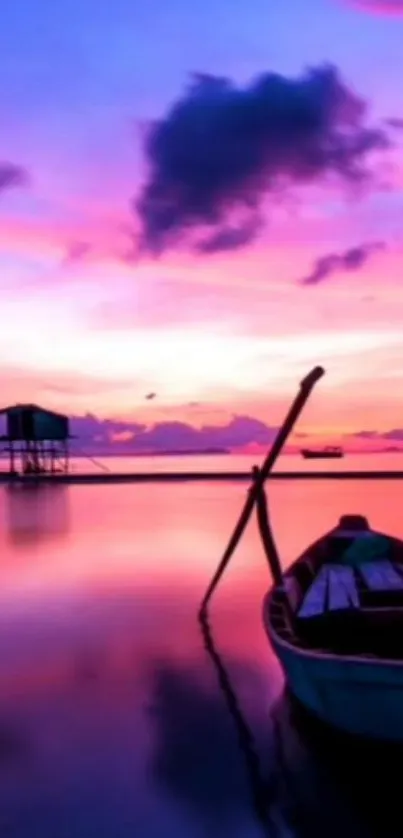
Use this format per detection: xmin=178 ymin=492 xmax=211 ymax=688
xmin=148 ymin=653 xmax=264 ymax=835
xmin=198 ymin=612 xmax=274 ymax=836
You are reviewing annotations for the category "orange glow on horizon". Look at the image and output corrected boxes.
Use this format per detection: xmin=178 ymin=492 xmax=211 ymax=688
xmin=0 ymin=203 xmax=403 ymax=440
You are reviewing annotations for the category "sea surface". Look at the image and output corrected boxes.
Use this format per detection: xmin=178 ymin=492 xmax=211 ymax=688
xmin=0 ymin=468 xmax=401 ymax=836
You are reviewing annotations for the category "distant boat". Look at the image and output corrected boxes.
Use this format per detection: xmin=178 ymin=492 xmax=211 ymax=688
xmin=300 ymin=446 xmax=344 ymax=459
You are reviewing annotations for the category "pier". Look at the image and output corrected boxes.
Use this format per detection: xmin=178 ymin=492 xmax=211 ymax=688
xmin=0 ymin=469 xmax=403 ymax=484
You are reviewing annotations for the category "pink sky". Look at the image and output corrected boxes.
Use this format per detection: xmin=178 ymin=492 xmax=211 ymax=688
xmin=1 ymin=0 xmax=403 ymax=450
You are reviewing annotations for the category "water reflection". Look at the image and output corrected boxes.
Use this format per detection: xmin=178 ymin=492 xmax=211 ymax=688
xmin=149 ymin=657 xmax=266 ymax=834
xmin=0 ymin=719 xmax=31 ymax=767
xmin=198 ymin=614 xmax=272 ymax=834
xmin=4 ymin=485 xmax=70 ymax=549
xmin=278 ymin=690 xmax=403 ymax=838
xmin=0 ymin=480 xmax=402 ymax=836
xmin=199 ymin=612 xmax=399 ymax=838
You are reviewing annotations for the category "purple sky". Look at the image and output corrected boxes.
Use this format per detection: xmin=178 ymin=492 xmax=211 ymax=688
xmin=1 ymin=0 xmax=403 ymax=451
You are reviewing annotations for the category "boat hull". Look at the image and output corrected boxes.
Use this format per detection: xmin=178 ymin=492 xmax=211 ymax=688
xmin=265 ymin=596 xmax=403 ymax=742
xmin=301 ymin=451 xmax=343 ymax=459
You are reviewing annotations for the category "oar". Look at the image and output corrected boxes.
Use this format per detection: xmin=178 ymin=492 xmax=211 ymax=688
xmin=199 ymin=365 xmax=325 ymax=616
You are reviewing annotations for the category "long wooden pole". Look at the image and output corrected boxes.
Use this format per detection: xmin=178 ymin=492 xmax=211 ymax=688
xmin=253 ymin=466 xmax=283 ymax=586
xmin=199 ymin=365 xmax=324 ymax=616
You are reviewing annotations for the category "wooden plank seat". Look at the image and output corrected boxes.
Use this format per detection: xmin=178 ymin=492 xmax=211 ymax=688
xmin=328 ymin=565 xmax=360 ymax=610
xmin=295 ymin=559 xmax=403 ymax=656
xmin=296 ymin=567 xmax=328 ymax=619
xmin=358 ymin=560 xmax=403 ymax=593
xmin=357 ymin=560 xmax=403 ymax=613
xmin=296 ymin=563 xmax=362 ymax=654
xmin=297 ymin=563 xmax=359 ymax=620
xmin=297 ymin=560 xmax=403 ymax=623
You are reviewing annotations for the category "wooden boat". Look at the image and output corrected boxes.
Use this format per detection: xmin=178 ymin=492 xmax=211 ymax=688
xmin=301 ymin=446 xmax=343 ymax=459
xmin=201 ymin=366 xmax=403 ymax=743
xmin=263 ymin=514 xmax=403 ymax=742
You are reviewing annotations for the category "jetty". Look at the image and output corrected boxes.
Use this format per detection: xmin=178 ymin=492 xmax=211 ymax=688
xmin=0 ymin=469 xmax=403 ymax=485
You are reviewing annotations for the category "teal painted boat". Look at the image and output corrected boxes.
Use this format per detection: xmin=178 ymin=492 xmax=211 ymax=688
xmin=264 ymin=514 xmax=403 ymax=742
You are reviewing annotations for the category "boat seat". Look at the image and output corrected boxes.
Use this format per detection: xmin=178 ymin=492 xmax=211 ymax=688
xmin=297 ymin=564 xmax=359 ymax=620
xmin=327 ymin=565 xmax=359 ymax=610
xmin=297 ymin=566 xmax=328 ymax=619
xmin=358 ymin=560 xmax=403 ymax=593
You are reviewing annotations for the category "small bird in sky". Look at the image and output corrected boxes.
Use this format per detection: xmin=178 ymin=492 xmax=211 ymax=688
xmin=145 ymin=392 xmax=156 ymax=400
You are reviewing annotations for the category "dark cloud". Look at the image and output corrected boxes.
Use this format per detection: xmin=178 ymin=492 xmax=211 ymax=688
xmin=195 ymin=216 xmax=262 ymax=254
xmin=69 ymin=413 xmax=278 ymax=454
xmin=299 ymin=241 xmax=384 ymax=286
xmin=0 ymin=162 xmax=28 ymax=192
xmin=300 ymin=253 xmax=340 ymax=286
xmin=136 ymin=64 xmax=390 ymax=255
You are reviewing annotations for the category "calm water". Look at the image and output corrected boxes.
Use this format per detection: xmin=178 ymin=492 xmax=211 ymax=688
xmin=70 ymin=451 xmax=403 ymax=474
xmin=0 ymin=478 xmax=401 ymax=837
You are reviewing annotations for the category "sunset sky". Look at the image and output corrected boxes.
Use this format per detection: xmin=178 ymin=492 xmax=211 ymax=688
xmin=1 ymin=0 xmax=403 ymax=450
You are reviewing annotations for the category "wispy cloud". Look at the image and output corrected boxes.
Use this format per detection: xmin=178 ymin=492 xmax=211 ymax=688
xmin=61 ymin=240 xmax=92 ymax=269
xmin=299 ymin=241 xmax=385 ymax=286
xmin=353 ymin=428 xmax=403 ymax=440
xmin=136 ymin=64 xmax=390 ymax=255
xmin=0 ymin=162 xmax=29 ymax=192
xmin=385 ymin=117 xmax=403 ymax=130
xmin=348 ymin=1 xmax=403 ymax=14
xmin=69 ymin=413 xmax=279 ymax=453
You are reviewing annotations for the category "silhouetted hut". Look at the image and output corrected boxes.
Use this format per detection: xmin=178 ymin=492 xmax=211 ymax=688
xmin=0 ymin=404 xmax=70 ymax=475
